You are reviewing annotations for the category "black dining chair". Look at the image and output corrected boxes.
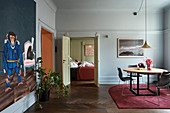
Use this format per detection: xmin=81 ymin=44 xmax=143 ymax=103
xmin=127 ymin=65 xmax=144 ymax=85
xmin=117 ymin=67 xmax=135 ymax=96
xmin=144 ymin=72 xmax=170 ymax=106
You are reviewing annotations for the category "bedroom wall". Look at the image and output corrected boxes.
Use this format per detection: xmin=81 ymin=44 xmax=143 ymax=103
xmin=70 ymin=38 xmax=94 ymax=63
xmin=56 ymin=10 xmax=163 ymax=84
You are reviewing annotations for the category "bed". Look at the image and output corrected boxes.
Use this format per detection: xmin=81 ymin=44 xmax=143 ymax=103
xmin=70 ymin=60 xmax=94 ymax=80
xmin=77 ymin=65 xmax=94 ymax=80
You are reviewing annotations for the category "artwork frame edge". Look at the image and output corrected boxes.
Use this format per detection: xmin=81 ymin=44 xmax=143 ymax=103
xmin=84 ymin=44 xmax=94 ymax=57
xmin=117 ymin=38 xmax=145 ymax=58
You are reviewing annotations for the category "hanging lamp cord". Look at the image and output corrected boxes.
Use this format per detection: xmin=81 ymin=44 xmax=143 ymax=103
xmin=133 ymin=0 xmax=144 ymax=15
xmin=133 ymin=0 xmax=147 ymax=41
xmin=145 ymin=0 xmax=147 ymax=41
xmin=137 ymin=0 xmax=144 ymax=13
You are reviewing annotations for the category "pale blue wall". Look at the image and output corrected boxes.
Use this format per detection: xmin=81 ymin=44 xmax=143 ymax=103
xmin=163 ymin=7 xmax=170 ymax=70
xmin=56 ymin=10 xmax=163 ymax=84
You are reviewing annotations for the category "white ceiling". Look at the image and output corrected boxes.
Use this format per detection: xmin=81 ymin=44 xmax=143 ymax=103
xmin=53 ymin=0 xmax=170 ymax=11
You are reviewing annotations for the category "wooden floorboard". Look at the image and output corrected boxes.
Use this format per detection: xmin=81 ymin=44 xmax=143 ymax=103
xmin=25 ymin=81 xmax=170 ymax=113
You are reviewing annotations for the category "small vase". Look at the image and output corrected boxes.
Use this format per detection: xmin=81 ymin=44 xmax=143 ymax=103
xmin=147 ymin=65 xmax=151 ymax=70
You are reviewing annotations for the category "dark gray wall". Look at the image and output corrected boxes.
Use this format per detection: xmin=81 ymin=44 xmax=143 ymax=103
xmin=0 ymin=0 xmax=36 ymax=74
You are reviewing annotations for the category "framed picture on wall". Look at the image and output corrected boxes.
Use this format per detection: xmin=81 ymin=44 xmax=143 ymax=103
xmin=85 ymin=44 xmax=94 ymax=56
xmin=117 ymin=38 xmax=144 ymax=58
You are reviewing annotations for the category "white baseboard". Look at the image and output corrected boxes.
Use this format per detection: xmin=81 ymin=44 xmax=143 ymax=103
xmin=99 ymin=76 xmax=157 ymax=85
xmin=1 ymin=91 xmax=36 ymax=113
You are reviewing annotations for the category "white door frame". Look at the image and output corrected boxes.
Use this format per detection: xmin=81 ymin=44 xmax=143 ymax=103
xmin=69 ymin=34 xmax=100 ymax=86
xmin=36 ymin=19 xmax=56 ymax=71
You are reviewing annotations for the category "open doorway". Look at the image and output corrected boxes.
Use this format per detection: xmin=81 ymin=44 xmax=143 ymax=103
xmin=41 ymin=28 xmax=54 ymax=72
xmin=62 ymin=36 xmax=99 ymax=87
xmin=70 ymin=38 xmax=95 ymax=85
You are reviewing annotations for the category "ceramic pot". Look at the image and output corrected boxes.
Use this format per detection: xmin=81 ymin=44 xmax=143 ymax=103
xmin=39 ymin=90 xmax=50 ymax=102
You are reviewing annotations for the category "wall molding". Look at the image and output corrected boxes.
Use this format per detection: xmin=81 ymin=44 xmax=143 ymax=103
xmin=57 ymin=30 xmax=163 ymax=39
xmin=57 ymin=30 xmax=163 ymax=34
xmin=44 ymin=0 xmax=57 ymax=13
xmin=37 ymin=19 xmax=56 ymax=71
xmin=1 ymin=91 xmax=36 ymax=113
xmin=34 ymin=0 xmax=57 ymax=13
xmin=58 ymin=9 xmax=163 ymax=14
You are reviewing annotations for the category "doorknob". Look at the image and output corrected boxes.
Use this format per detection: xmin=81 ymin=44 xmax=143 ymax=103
xmin=63 ymin=60 xmax=66 ymax=63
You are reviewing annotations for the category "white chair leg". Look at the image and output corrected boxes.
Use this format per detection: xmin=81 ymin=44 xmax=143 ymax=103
xmin=167 ymin=86 xmax=170 ymax=96
xmin=159 ymin=86 xmax=170 ymax=100
xmin=133 ymin=80 xmax=135 ymax=88
xmin=144 ymin=86 xmax=160 ymax=106
xmin=122 ymin=80 xmax=134 ymax=96
xmin=140 ymin=76 xmax=144 ymax=87
xmin=119 ymin=80 xmax=121 ymax=87
xmin=24 ymin=67 xmax=26 ymax=77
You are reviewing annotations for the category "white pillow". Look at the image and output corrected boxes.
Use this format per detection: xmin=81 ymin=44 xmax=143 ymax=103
xmin=70 ymin=62 xmax=78 ymax=68
xmin=82 ymin=61 xmax=94 ymax=67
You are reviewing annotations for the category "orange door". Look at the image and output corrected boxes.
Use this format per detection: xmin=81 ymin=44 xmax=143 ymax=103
xmin=41 ymin=28 xmax=53 ymax=72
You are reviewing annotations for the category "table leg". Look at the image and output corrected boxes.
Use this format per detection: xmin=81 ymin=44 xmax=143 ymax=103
xmin=147 ymin=74 xmax=150 ymax=90
xmin=137 ymin=73 xmax=139 ymax=95
xmin=157 ymin=74 xmax=160 ymax=95
xmin=128 ymin=71 xmax=160 ymax=96
xmin=130 ymin=72 xmax=132 ymax=89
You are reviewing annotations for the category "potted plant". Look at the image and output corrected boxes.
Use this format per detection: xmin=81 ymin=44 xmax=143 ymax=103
xmin=34 ymin=57 xmax=68 ymax=110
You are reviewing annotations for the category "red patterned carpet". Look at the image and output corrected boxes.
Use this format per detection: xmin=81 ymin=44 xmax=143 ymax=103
xmin=108 ymin=84 xmax=170 ymax=109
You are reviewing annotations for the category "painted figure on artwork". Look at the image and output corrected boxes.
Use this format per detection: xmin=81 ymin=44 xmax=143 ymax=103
xmin=3 ymin=32 xmax=23 ymax=92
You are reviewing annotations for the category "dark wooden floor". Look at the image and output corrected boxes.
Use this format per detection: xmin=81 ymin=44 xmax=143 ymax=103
xmin=25 ymin=81 xmax=170 ymax=113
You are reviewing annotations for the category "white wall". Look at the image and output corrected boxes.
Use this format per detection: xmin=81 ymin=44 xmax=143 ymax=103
xmin=56 ymin=9 xmax=163 ymax=84
xmin=57 ymin=10 xmax=162 ymax=31
xmin=36 ymin=0 xmax=56 ymax=30
xmin=35 ymin=0 xmax=57 ymax=58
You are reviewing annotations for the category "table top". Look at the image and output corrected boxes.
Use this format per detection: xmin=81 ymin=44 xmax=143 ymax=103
xmin=123 ymin=67 xmax=167 ymax=74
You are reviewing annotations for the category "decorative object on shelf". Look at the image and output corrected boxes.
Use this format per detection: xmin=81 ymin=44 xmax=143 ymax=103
xmin=34 ymin=57 xmax=68 ymax=110
xmin=144 ymin=57 xmax=152 ymax=70
xmin=117 ymin=38 xmax=144 ymax=58
xmin=85 ymin=44 xmax=94 ymax=56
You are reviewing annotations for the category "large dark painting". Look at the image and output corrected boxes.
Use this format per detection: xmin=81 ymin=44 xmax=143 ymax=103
xmin=0 ymin=0 xmax=36 ymax=111
xmin=117 ymin=38 xmax=144 ymax=58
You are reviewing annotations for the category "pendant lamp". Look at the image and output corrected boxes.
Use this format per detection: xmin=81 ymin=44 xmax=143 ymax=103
xmin=141 ymin=0 xmax=151 ymax=48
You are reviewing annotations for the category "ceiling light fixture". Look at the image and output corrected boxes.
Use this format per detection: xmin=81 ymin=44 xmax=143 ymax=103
xmin=134 ymin=0 xmax=151 ymax=49
xmin=141 ymin=0 xmax=151 ymax=48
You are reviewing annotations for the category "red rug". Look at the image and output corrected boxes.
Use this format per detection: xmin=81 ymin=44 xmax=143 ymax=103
xmin=108 ymin=84 xmax=170 ymax=109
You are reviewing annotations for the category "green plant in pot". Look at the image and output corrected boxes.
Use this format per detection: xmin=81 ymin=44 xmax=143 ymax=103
xmin=35 ymin=57 xmax=68 ymax=110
